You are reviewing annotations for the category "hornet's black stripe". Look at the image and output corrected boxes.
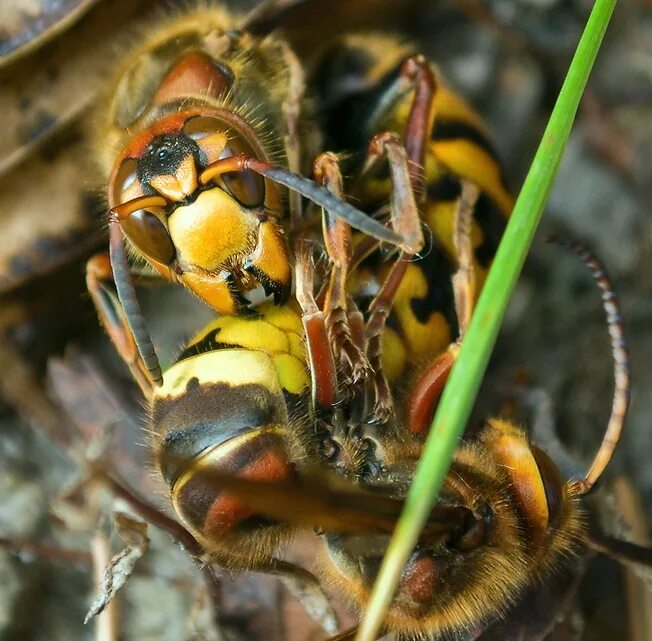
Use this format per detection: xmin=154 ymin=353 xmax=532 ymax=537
xmin=432 ymin=119 xmax=497 ymax=160
xmin=156 ymin=381 xmax=284 ymax=485
xmin=176 ymin=327 xmax=234 ymax=363
xmin=473 ymin=193 xmax=508 ymax=267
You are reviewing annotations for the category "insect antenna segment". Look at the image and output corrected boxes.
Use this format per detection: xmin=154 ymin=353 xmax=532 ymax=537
xmin=546 ymin=235 xmax=631 ymax=494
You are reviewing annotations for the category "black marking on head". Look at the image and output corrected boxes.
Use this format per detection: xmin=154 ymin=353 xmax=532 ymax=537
xmin=137 ymin=133 xmax=203 ymax=187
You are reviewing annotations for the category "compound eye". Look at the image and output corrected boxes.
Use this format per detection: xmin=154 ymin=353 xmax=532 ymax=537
xmin=111 ymin=158 xmax=140 ymax=206
xmin=181 ymin=116 xmax=265 ymax=207
xmin=181 ymin=114 xmax=226 ymax=140
xmin=183 ymin=115 xmax=223 ymax=142
xmin=219 ymin=137 xmax=265 ymax=208
xmin=532 ymin=446 xmax=564 ymax=528
xmin=122 ymin=210 xmax=176 ymax=265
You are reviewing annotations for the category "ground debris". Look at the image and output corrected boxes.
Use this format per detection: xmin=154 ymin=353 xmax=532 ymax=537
xmin=84 ymin=508 xmax=149 ymax=624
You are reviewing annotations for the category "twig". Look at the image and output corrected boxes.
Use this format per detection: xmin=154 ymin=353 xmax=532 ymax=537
xmin=0 ymin=537 xmax=92 ymax=564
xmin=96 ymin=469 xmax=203 ymax=556
xmin=91 ymin=531 xmax=119 ymax=641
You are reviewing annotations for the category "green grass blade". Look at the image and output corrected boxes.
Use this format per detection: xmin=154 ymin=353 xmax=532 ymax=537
xmin=355 ymin=1 xmax=617 ymax=640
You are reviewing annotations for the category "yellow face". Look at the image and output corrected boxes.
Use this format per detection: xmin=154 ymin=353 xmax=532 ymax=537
xmin=109 ymin=110 xmax=269 ymax=266
xmin=168 ymin=187 xmax=259 ymax=271
xmin=108 ymin=110 xmax=290 ymax=315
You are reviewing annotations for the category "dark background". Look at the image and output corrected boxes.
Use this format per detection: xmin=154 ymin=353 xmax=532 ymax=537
xmin=0 ymin=1 xmax=650 ymax=639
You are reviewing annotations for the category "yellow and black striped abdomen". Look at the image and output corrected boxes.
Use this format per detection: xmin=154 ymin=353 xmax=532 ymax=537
xmin=313 ymin=34 xmax=512 ymax=367
xmin=150 ymin=303 xmax=310 ymax=563
xmin=174 ymin=301 xmax=309 ymax=396
xmin=423 ymin=83 xmax=513 ymax=275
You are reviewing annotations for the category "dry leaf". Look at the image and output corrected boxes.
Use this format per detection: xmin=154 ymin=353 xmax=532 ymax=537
xmin=84 ymin=508 xmax=149 ymax=623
